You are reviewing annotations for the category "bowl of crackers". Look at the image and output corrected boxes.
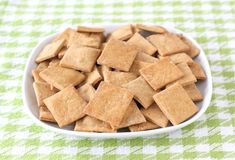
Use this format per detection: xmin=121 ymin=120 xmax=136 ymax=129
xmin=23 ymin=24 xmax=212 ymax=139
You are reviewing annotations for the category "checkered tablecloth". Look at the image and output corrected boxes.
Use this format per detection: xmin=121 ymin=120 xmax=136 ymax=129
xmin=0 ymin=0 xmax=235 ymax=159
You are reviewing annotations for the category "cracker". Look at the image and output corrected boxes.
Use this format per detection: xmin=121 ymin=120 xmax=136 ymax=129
xmin=32 ymin=69 xmax=45 ymax=83
xmin=97 ymin=65 xmax=111 ymax=78
xmin=179 ymin=35 xmax=200 ymax=58
xmin=147 ymin=33 xmax=189 ymax=56
xmin=100 ymin=43 xmax=106 ymax=51
xmin=49 ymin=58 xmax=60 ymax=67
xmin=44 ymin=86 xmax=87 ymax=128
xmin=161 ymin=53 xmax=193 ymax=64
xmin=83 ymin=66 xmax=102 ymax=86
xmin=167 ymin=63 xmax=197 ymax=87
xmin=60 ymin=45 xmax=100 ymax=72
xmin=129 ymin=60 xmax=152 ymax=76
xmin=118 ymin=101 xmax=146 ymax=129
xmin=36 ymin=61 xmax=49 ymax=72
xmin=136 ymin=24 xmax=166 ymax=33
xmin=131 ymin=24 xmax=141 ymax=33
xmin=77 ymin=26 xmax=105 ymax=33
xmin=39 ymin=106 xmax=56 ymax=122
xmin=74 ymin=116 xmax=115 ymax=132
xmin=83 ymin=82 xmax=134 ymax=128
xmin=135 ymin=52 xmax=158 ymax=63
xmin=77 ymin=84 xmax=96 ymax=102
xmin=140 ymin=58 xmax=184 ymax=90
xmin=123 ymin=76 xmax=157 ymax=108
xmin=141 ymin=103 xmax=168 ymax=127
xmin=183 ymin=83 xmax=203 ymax=102
xmin=103 ymin=70 xmax=137 ymax=86
xmin=67 ymin=30 xmax=103 ymax=48
xmin=188 ymin=61 xmax=206 ymax=80
xmin=36 ymin=39 xmax=65 ymax=63
xmin=153 ymin=83 xmax=199 ymax=125
xmin=127 ymin=32 xmax=157 ymax=55
xmin=53 ymin=28 xmax=74 ymax=46
xmin=39 ymin=66 xmax=85 ymax=90
xmin=33 ymin=82 xmax=57 ymax=106
xmin=97 ymin=39 xmax=138 ymax=71
xmin=108 ymin=25 xmax=133 ymax=40
xmin=58 ymin=47 xmax=67 ymax=59
xmin=129 ymin=121 xmax=160 ymax=132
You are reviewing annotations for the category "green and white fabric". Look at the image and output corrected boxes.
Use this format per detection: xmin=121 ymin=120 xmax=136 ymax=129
xmin=0 ymin=0 xmax=234 ymax=159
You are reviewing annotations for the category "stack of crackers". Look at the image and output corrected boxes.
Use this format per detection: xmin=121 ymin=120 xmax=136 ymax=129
xmin=32 ymin=24 xmax=206 ymax=132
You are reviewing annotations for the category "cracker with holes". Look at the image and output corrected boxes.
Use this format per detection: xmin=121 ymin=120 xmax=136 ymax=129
xmin=39 ymin=66 xmax=85 ymax=90
xmin=44 ymin=86 xmax=87 ymax=128
xmin=60 ymin=45 xmax=100 ymax=72
xmin=140 ymin=58 xmax=184 ymax=90
xmin=83 ymin=82 xmax=133 ymax=128
xmin=147 ymin=33 xmax=189 ymax=56
xmin=127 ymin=32 xmax=157 ymax=55
xmin=153 ymin=83 xmax=199 ymax=125
xmin=141 ymin=103 xmax=168 ymax=127
xmin=97 ymin=39 xmax=138 ymax=71
xmin=36 ymin=39 xmax=65 ymax=63
xmin=103 ymin=70 xmax=137 ymax=86
xmin=74 ymin=116 xmax=115 ymax=132
xmin=123 ymin=76 xmax=157 ymax=108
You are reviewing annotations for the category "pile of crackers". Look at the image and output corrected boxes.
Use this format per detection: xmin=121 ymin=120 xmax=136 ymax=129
xmin=32 ymin=24 xmax=206 ymax=132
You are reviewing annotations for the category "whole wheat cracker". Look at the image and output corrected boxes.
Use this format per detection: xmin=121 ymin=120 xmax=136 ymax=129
xmin=39 ymin=105 xmax=56 ymax=123
xmin=108 ymin=25 xmax=133 ymax=41
xmin=97 ymin=65 xmax=111 ymax=78
xmin=141 ymin=103 xmax=168 ymax=127
xmin=39 ymin=66 xmax=85 ymax=90
xmin=188 ymin=61 xmax=206 ymax=80
xmin=58 ymin=47 xmax=67 ymax=59
xmin=161 ymin=53 xmax=193 ymax=65
xmin=136 ymin=24 xmax=166 ymax=33
xmin=53 ymin=28 xmax=74 ymax=46
xmin=123 ymin=76 xmax=157 ymax=109
xmin=129 ymin=121 xmax=160 ymax=132
xmin=153 ymin=83 xmax=199 ymax=125
xmin=77 ymin=26 xmax=105 ymax=33
xmin=32 ymin=69 xmax=45 ymax=83
xmin=183 ymin=83 xmax=203 ymax=102
xmin=77 ymin=84 xmax=96 ymax=102
xmin=44 ymin=86 xmax=87 ymax=128
xmin=103 ymin=70 xmax=137 ymax=86
xmin=135 ymin=52 xmax=158 ymax=63
xmin=140 ymin=58 xmax=184 ymax=90
xmin=129 ymin=60 xmax=152 ymax=76
xmin=60 ymin=45 xmax=100 ymax=72
xmin=83 ymin=66 xmax=102 ymax=86
xmin=179 ymin=35 xmax=200 ymax=58
xmin=97 ymin=39 xmax=138 ymax=72
xmin=83 ymin=82 xmax=134 ymax=128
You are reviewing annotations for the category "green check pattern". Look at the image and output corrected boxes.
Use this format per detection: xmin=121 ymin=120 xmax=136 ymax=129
xmin=0 ymin=0 xmax=235 ymax=159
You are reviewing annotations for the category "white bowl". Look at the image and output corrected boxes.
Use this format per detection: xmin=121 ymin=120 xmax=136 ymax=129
xmin=22 ymin=24 xmax=212 ymax=139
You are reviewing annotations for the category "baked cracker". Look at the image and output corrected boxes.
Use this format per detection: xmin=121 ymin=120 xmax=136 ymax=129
xmin=77 ymin=84 xmax=96 ymax=102
xmin=179 ymin=35 xmax=200 ymax=58
xmin=129 ymin=60 xmax=152 ymax=76
xmin=84 ymin=66 xmax=102 ymax=86
xmin=129 ymin=121 xmax=160 ymax=132
xmin=162 ymin=53 xmax=193 ymax=64
xmin=77 ymin=26 xmax=105 ymax=33
xmin=136 ymin=24 xmax=166 ymax=33
xmin=108 ymin=25 xmax=133 ymax=41
xmin=39 ymin=105 xmax=56 ymax=123
xmin=188 ymin=61 xmax=206 ymax=80
xmin=135 ymin=52 xmax=158 ymax=63
xmin=183 ymin=83 xmax=203 ymax=102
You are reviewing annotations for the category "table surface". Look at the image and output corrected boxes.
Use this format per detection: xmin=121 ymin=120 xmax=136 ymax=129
xmin=0 ymin=0 xmax=235 ymax=159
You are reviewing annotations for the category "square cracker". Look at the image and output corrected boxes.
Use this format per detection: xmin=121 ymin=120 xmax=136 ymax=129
xmin=74 ymin=116 xmax=115 ymax=132
xmin=97 ymin=65 xmax=111 ymax=78
xmin=83 ymin=66 xmax=102 ymax=86
xmin=39 ymin=66 xmax=85 ymax=90
xmin=129 ymin=60 xmax=152 ymax=76
xmin=162 ymin=53 xmax=193 ymax=64
xmin=153 ymin=83 xmax=199 ymax=125
xmin=108 ymin=25 xmax=133 ymax=41
xmin=140 ymin=58 xmax=184 ymax=90
xmin=129 ymin=121 xmax=160 ymax=132
xmin=36 ymin=39 xmax=65 ymax=63
xmin=117 ymin=101 xmax=146 ymax=129
xmin=44 ymin=86 xmax=87 ymax=128
xmin=67 ymin=30 xmax=103 ymax=48
xmin=83 ymin=82 xmax=134 ymax=128
xmin=103 ymin=70 xmax=137 ymax=86
xmin=49 ymin=58 xmax=60 ymax=67
xmin=167 ymin=63 xmax=197 ymax=87
xmin=123 ymin=76 xmax=157 ymax=109
xmin=188 ymin=61 xmax=206 ymax=80
xmin=39 ymin=106 xmax=56 ymax=123
xmin=77 ymin=84 xmax=96 ymax=102
xmin=127 ymin=32 xmax=157 ymax=55
xmin=32 ymin=69 xmax=45 ymax=83
xmin=53 ymin=28 xmax=74 ymax=46
xmin=183 ymin=83 xmax=203 ymax=102
xmin=147 ymin=33 xmax=189 ymax=56
xmin=60 ymin=45 xmax=100 ymax=72
xmin=33 ymin=82 xmax=57 ymax=106
xmin=135 ymin=52 xmax=158 ymax=63
xmin=136 ymin=24 xmax=166 ymax=33
xmin=179 ymin=35 xmax=200 ymax=58
xmin=97 ymin=39 xmax=138 ymax=71
xmin=58 ymin=47 xmax=67 ymax=59
xmin=36 ymin=61 xmax=49 ymax=72
xmin=77 ymin=26 xmax=105 ymax=33
xmin=141 ymin=103 xmax=168 ymax=127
